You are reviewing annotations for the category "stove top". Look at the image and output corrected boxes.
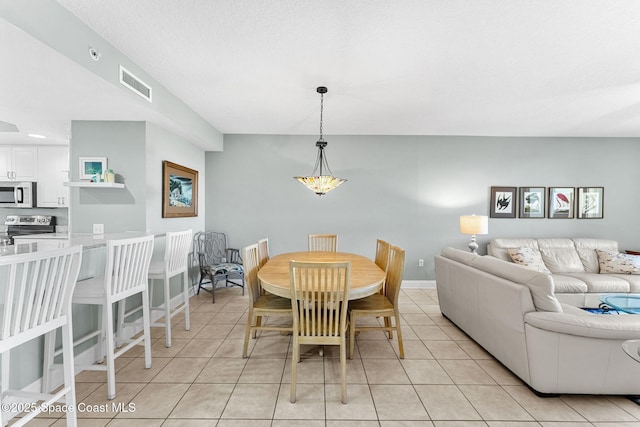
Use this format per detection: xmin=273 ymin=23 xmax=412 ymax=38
xmin=3 ymin=215 xmax=57 ymax=245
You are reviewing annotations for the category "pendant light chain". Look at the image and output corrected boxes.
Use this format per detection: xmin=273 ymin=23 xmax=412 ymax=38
xmin=319 ymin=90 xmax=324 ymax=141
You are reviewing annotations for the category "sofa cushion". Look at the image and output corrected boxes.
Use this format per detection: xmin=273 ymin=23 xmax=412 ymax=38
xmin=508 ymin=247 xmax=551 ymax=274
xmin=441 ymin=247 xmax=478 ymax=266
xmin=471 ymin=255 xmax=562 ymax=312
xmin=552 ymin=275 xmax=589 ymax=293
xmin=612 ymin=274 xmax=640 ymax=293
xmin=597 ymin=250 xmax=640 ymax=275
xmin=573 ymin=239 xmax=619 ymax=273
xmin=488 ymin=238 xmax=540 ymax=262
xmin=562 ymin=272 xmax=631 ymax=293
xmin=537 ymin=239 xmax=585 ymax=273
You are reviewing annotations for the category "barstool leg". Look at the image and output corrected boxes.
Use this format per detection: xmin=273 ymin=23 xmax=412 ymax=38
xmin=104 ymin=302 xmax=117 ymax=400
xmin=183 ymin=270 xmax=191 ymax=331
xmin=163 ymin=274 xmax=172 ymax=348
xmin=61 ymin=321 xmax=78 ymax=427
xmin=142 ymin=287 xmax=153 ymax=369
xmin=1 ymin=351 xmax=8 ymax=427
xmin=42 ymin=329 xmax=57 ymax=393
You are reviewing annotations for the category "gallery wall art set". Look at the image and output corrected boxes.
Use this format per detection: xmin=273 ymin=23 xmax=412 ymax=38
xmin=490 ymin=186 xmax=604 ymax=219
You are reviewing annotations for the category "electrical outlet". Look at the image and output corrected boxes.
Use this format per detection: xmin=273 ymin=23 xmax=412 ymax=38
xmin=93 ymin=223 xmax=104 ymax=234
xmin=418 ymin=259 xmax=424 ymax=267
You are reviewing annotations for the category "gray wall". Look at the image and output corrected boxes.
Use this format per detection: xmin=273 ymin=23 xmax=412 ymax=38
xmin=70 ymin=121 xmax=147 ymax=233
xmin=206 ymin=135 xmax=640 ymax=280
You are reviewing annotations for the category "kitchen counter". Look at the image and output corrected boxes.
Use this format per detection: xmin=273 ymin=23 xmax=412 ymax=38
xmin=12 ymin=231 xmax=159 ymax=250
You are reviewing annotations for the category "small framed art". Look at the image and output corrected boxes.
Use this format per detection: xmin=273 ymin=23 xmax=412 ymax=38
xmin=490 ymin=186 xmax=517 ymax=218
xmin=577 ymin=187 xmax=604 ymax=219
xmin=79 ymin=157 xmax=107 ymax=180
xmin=162 ymin=161 xmax=198 ymax=218
xmin=549 ymin=187 xmax=575 ymax=219
xmin=519 ymin=187 xmax=545 ymax=218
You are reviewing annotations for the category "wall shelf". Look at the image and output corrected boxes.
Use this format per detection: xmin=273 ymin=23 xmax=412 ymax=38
xmin=64 ymin=182 xmax=125 ymax=189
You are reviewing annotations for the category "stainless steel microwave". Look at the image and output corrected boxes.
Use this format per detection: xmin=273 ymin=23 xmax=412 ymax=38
xmin=0 ymin=182 xmax=36 ymax=208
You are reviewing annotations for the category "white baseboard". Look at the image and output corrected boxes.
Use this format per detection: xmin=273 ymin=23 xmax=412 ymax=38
xmin=401 ymin=280 xmax=436 ymax=288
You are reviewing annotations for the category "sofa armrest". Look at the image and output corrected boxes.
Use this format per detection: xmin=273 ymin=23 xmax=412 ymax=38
xmin=525 ymin=310 xmax=640 ymax=340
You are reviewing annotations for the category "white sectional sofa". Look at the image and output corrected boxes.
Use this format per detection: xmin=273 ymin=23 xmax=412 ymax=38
xmin=487 ymin=238 xmax=640 ymax=307
xmin=434 ymin=245 xmax=640 ymax=395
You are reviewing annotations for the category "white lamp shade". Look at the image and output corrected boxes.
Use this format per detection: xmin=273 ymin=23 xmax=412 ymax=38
xmin=460 ymin=215 xmax=489 ymax=235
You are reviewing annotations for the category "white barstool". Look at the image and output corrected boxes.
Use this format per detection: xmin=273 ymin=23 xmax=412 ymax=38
xmin=64 ymin=234 xmax=154 ymax=400
xmin=1 ymin=245 xmax=82 ymax=427
xmin=147 ymin=229 xmax=192 ymax=347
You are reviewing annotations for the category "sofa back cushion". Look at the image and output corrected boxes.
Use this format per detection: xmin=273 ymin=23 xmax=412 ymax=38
xmin=470 ymin=255 xmax=562 ymax=312
xmin=537 ymin=239 xmax=584 ymax=273
xmin=573 ymin=239 xmax=620 ymax=273
xmin=488 ymin=238 xmax=540 ymax=262
xmin=441 ymin=247 xmax=478 ymax=266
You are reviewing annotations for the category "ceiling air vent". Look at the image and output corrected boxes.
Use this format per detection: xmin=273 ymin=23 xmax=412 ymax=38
xmin=119 ymin=65 xmax=152 ymax=102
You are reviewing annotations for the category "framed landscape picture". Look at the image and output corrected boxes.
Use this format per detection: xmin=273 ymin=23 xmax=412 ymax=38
xmin=577 ymin=187 xmax=604 ymax=219
xmin=490 ymin=186 xmax=517 ymax=218
xmin=549 ymin=187 xmax=575 ymax=219
xmin=162 ymin=161 xmax=198 ymax=218
xmin=519 ymin=187 xmax=545 ymax=218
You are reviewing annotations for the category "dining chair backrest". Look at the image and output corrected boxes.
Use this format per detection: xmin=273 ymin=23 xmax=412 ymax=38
xmin=243 ymin=243 xmax=261 ymax=305
xmin=0 ymin=245 xmax=82 ymax=343
xmin=163 ymin=229 xmax=193 ymax=276
xmin=289 ymin=261 xmax=350 ymax=338
xmin=257 ymin=238 xmax=269 ymax=269
xmin=385 ymin=244 xmax=406 ymax=305
xmin=105 ymin=235 xmax=154 ymax=301
xmin=308 ymin=234 xmax=338 ymax=252
xmin=374 ymin=239 xmax=390 ymax=273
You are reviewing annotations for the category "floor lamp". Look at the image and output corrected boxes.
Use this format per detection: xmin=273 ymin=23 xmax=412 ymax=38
xmin=460 ymin=215 xmax=489 ymax=253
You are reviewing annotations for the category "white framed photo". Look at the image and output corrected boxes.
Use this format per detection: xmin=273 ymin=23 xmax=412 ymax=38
xmin=79 ymin=157 xmax=107 ymax=180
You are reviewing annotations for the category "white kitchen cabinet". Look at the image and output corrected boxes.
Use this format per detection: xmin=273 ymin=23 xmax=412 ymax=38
xmin=0 ymin=145 xmax=38 ymax=181
xmin=37 ymin=146 xmax=69 ymax=207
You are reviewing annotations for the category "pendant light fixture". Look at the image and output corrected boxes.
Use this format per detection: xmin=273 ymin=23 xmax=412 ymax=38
xmin=294 ymin=86 xmax=347 ymax=196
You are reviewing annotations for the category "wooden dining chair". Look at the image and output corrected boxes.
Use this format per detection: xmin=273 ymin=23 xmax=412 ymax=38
xmin=1 ymin=246 xmax=82 ymax=427
xmin=374 ymin=239 xmax=390 ymax=294
xmin=349 ymin=244 xmax=405 ymax=359
xmin=289 ymin=260 xmax=350 ymax=403
xmin=242 ymin=243 xmax=293 ymax=358
xmin=308 ymin=233 xmax=338 ymax=252
xmin=257 ymin=237 xmax=270 ymax=269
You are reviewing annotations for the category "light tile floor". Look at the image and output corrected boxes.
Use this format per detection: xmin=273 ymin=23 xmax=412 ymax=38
xmin=18 ymin=287 xmax=640 ymax=426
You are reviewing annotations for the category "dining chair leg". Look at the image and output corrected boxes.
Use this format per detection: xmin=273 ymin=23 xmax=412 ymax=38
xmin=290 ymin=338 xmax=298 ymax=403
xmin=253 ymin=316 xmax=262 ymax=339
xmin=349 ymin=313 xmax=357 ymax=360
xmin=384 ymin=316 xmax=393 ymax=340
xmin=243 ymin=310 xmax=252 ymax=358
xmin=340 ymin=336 xmax=347 ymax=404
xmin=163 ymin=274 xmax=172 ymax=348
xmin=104 ymin=302 xmax=117 ymax=400
xmin=394 ymin=310 xmax=404 ymax=359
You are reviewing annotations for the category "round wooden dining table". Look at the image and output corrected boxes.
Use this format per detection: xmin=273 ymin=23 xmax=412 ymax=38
xmin=258 ymin=251 xmax=385 ymax=300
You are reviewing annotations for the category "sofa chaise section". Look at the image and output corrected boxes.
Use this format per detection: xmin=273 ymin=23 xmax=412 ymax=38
xmin=435 ymin=247 xmax=640 ymax=395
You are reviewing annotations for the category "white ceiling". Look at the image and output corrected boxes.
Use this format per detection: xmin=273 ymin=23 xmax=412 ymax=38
xmin=3 ymin=0 xmax=640 ymax=147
